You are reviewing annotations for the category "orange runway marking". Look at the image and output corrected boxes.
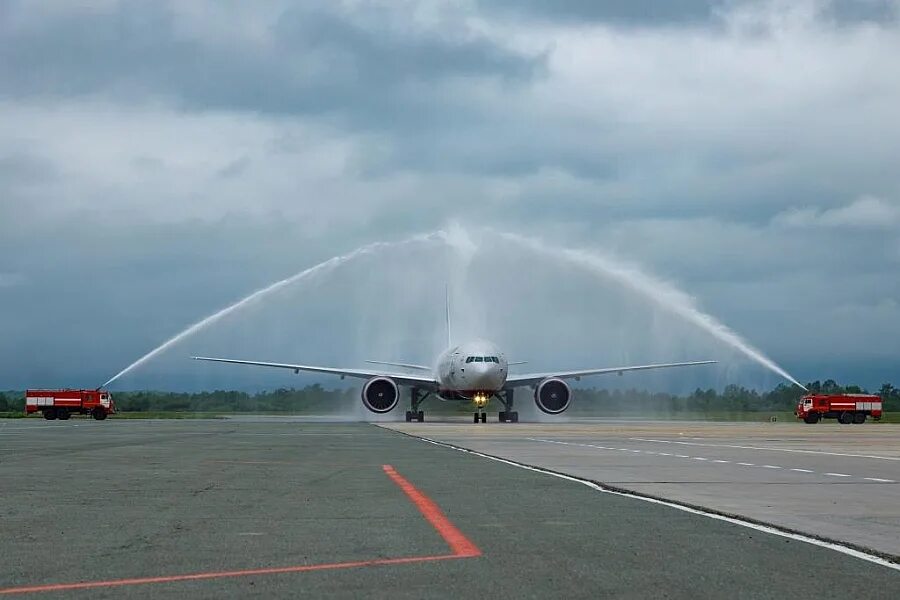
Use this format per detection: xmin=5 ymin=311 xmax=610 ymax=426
xmin=0 ymin=466 xmax=480 ymax=596
xmin=382 ymin=464 xmax=481 ymax=557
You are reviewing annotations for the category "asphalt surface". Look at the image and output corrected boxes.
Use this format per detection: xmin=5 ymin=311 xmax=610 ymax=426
xmin=1 ymin=418 xmax=898 ymax=599
xmin=383 ymin=420 xmax=900 ymax=558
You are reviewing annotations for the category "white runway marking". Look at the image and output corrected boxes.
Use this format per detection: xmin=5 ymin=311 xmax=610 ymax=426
xmin=525 ymin=438 xmax=896 ymax=484
xmin=408 ymin=433 xmax=900 ymax=573
xmin=629 ymin=438 xmax=900 ymax=462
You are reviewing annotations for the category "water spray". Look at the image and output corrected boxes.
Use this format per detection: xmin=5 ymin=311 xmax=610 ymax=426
xmin=100 ymin=225 xmax=805 ymax=392
xmin=494 ymin=231 xmax=807 ymax=391
xmin=99 ymin=230 xmax=447 ymax=388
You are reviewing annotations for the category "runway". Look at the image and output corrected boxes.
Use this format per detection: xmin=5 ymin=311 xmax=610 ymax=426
xmin=382 ymin=420 xmax=900 ymax=559
xmin=1 ymin=419 xmax=898 ymax=598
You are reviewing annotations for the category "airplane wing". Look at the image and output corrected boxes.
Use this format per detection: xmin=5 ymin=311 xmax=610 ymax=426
xmin=505 ymin=360 xmax=717 ymax=387
xmin=192 ymin=356 xmax=438 ymax=389
xmin=364 ymin=360 xmax=432 ymax=371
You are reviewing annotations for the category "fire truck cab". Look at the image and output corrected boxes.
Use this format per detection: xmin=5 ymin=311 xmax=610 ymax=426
xmin=795 ymin=393 xmax=882 ymax=425
xmin=25 ymin=389 xmax=116 ymax=421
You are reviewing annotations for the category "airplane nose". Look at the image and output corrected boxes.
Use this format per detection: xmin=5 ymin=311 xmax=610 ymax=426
xmin=468 ymin=363 xmax=501 ymax=389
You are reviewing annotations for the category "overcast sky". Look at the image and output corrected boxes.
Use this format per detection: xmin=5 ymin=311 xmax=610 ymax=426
xmin=2 ymin=0 xmax=898 ymax=392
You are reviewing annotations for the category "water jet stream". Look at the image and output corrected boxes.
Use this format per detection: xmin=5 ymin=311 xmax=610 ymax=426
xmin=495 ymin=231 xmax=806 ymax=391
xmin=100 ymin=231 xmax=446 ymax=388
xmin=100 ymin=226 xmax=804 ymax=392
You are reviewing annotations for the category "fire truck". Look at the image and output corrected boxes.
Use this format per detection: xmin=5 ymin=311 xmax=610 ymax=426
xmin=25 ymin=389 xmax=116 ymax=421
xmin=795 ymin=393 xmax=882 ymax=424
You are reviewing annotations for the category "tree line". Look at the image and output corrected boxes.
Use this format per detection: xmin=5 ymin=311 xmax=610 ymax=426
xmin=1 ymin=379 xmax=898 ymax=414
xmin=570 ymin=380 xmax=900 ymax=415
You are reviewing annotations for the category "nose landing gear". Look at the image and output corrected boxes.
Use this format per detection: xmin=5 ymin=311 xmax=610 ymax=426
xmin=469 ymin=389 xmax=518 ymax=423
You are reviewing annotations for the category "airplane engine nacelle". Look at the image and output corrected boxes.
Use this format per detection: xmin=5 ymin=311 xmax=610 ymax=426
xmin=362 ymin=377 xmax=400 ymax=413
xmin=534 ymin=378 xmax=571 ymax=414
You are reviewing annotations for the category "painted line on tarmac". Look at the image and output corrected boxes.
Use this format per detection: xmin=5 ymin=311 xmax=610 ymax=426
xmin=0 ymin=466 xmax=480 ymax=596
xmin=530 ymin=438 xmax=897 ymax=483
xmin=0 ymin=554 xmax=467 ymax=596
xmin=383 ymin=465 xmax=481 ymax=558
xmin=393 ymin=431 xmax=900 ymax=572
xmin=629 ymin=438 xmax=900 ymax=462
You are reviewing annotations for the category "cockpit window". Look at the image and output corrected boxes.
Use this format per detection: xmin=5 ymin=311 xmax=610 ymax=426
xmin=466 ymin=356 xmax=499 ymax=363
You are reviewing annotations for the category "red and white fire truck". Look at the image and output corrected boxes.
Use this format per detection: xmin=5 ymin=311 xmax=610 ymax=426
xmin=25 ymin=389 xmax=116 ymax=421
xmin=795 ymin=393 xmax=882 ymax=424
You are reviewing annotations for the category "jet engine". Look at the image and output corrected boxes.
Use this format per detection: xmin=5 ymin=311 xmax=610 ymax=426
xmin=534 ymin=377 xmax=571 ymax=414
xmin=362 ymin=377 xmax=400 ymax=413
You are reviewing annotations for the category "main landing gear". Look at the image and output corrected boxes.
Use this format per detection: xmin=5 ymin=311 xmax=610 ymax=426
xmin=405 ymin=387 xmax=429 ymax=422
xmin=497 ymin=388 xmax=519 ymax=423
xmin=497 ymin=411 xmax=519 ymax=423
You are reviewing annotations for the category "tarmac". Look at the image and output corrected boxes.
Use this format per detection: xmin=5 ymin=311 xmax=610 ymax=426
xmin=1 ymin=418 xmax=899 ymax=598
xmin=382 ymin=419 xmax=900 ymax=558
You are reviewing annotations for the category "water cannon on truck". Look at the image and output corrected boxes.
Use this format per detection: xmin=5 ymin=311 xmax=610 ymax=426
xmin=25 ymin=389 xmax=116 ymax=421
xmin=795 ymin=393 xmax=882 ymax=424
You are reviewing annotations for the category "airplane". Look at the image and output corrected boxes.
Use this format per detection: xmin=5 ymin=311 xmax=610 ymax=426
xmin=192 ymin=295 xmax=716 ymax=423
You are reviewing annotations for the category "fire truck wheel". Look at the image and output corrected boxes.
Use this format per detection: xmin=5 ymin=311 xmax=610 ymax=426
xmin=853 ymin=413 xmax=866 ymax=424
xmin=803 ymin=414 xmax=819 ymax=424
xmin=42 ymin=408 xmax=57 ymax=420
xmin=838 ymin=412 xmax=853 ymax=425
xmin=57 ymin=409 xmax=70 ymax=420
xmin=92 ymin=408 xmax=108 ymax=421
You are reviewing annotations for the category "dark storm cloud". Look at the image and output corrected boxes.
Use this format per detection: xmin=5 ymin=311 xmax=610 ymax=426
xmin=477 ymin=0 xmax=897 ymax=26
xmin=1 ymin=1 xmax=540 ymax=127
xmin=477 ymin=0 xmax=718 ymax=25
xmin=2 ymin=0 xmax=900 ymax=391
xmin=829 ymin=0 xmax=898 ymax=23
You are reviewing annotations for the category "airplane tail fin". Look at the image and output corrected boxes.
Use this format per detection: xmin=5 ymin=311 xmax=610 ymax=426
xmin=445 ymin=284 xmax=452 ymax=348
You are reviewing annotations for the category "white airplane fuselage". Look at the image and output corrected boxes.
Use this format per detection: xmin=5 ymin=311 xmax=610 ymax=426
xmin=434 ymin=339 xmax=507 ymax=402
